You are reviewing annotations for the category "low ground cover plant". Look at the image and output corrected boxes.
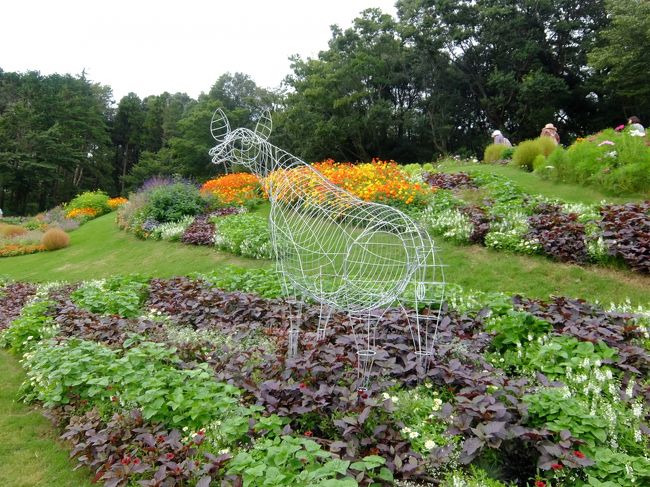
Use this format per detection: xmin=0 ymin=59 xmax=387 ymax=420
xmin=1 ymin=274 xmax=648 ymax=486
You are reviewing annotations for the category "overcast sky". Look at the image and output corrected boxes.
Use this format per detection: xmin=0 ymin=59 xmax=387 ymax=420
xmin=2 ymin=0 xmax=397 ymax=103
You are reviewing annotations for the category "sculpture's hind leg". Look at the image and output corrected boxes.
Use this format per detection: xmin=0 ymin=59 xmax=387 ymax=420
xmin=278 ymin=271 xmax=302 ymax=358
xmin=348 ymin=308 xmax=388 ymax=391
xmin=401 ymin=241 xmax=446 ymax=373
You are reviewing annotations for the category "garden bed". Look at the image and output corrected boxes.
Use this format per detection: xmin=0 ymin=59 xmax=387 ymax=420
xmin=1 ymin=273 xmax=648 ymax=486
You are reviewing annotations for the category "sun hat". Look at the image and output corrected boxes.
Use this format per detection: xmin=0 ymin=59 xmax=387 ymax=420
xmin=491 ymin=130 xmax=502 ymax=137
xmin=544 ymin=123 xmax=557 ymax=130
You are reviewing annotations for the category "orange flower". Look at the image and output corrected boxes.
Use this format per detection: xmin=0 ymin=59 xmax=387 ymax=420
xmin=66 ymin=207 xmax=98 ymax=219
xmin=107 ymin=197 xmax=128 ymax=210
xmin=201 ymin=173 xmax=262 ymax=205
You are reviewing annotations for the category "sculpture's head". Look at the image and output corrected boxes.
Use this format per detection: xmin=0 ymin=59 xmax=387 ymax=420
xmin=208 ymin=108 xmax=273 ymax=174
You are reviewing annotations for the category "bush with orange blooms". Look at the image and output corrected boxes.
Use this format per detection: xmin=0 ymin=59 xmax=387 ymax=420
xmin=66 ymin=207 xmax=98 ymax=220
xmin=200 ymin=173 xmax=263 ymax=206
xmin=108 ymin=197 xmax=128 ymax=210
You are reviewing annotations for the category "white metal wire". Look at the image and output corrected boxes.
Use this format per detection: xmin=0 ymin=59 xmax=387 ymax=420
xmin=209 ymin=109 xmax=446 ymax=386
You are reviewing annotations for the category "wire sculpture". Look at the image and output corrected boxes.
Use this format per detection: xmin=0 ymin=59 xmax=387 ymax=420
xmin=209 ymin=109 xmax=445 ymax=388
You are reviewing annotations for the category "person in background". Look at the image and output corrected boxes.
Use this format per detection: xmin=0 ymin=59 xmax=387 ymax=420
xmin=627 ymin=116 xmax=646 ymax=135
xmin=491 ymin=130 xmax=512 ymax=147
xmin=540 ymin=123 xmax=560 ymax=144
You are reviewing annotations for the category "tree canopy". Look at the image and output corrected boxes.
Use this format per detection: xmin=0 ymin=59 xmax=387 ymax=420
xmin=1 ymin=0 xmax=649 ymax=215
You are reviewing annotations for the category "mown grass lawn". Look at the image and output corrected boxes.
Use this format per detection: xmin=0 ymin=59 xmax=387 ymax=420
xmin=0 ymin=350 xmax=93 ymax=487
xmin=0 ymin=214 xmax=270 ymax=282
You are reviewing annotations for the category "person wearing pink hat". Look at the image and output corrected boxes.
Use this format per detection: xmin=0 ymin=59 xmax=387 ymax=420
xmin=540 ymin=123 xmax=560 ymax=144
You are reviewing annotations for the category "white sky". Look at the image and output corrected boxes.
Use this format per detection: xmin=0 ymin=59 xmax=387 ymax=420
xmin=1 ymin=0 xmax=397 ymax=103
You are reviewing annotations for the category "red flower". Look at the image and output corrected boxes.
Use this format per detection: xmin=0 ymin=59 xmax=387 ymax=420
xmin=551 ymin=463 xmax=563 ymax=471
xmin=299 ymin=382 xmax=307 ymax=389
xmin=197 ymin=429 xmax=206 ymax=436
xmin=121 ymin=455 xmax=131 ymax=465
xmin=166 ymin=453 xmax=175 ymax=460
xmin=156 ymin=435 xmax=166 ymax=443
xmin=535 ymin=481 xmax=546 ymax=487
xmin=574 ymin=450 xmax=585 ymax=459
xmin=304 ymin=430 xmax=313 ymax=437
xmin=133 ymin=458 xmax=141 ymax=466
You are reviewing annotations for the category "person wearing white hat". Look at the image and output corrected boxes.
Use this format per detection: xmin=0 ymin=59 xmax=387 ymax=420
xmin=491 ymin=130 xmax=512 ymax=147
xmin=540 ymin=123 xmax=560 ymax=144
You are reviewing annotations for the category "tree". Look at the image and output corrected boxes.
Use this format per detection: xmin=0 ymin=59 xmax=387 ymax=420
xmin=589 ymin=0 xmax=650 ymax=118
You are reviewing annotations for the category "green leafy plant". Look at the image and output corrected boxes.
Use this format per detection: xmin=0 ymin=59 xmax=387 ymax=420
xmin=485 ymin=311 xmax=551 ymax=352
xmin=0 ymin=299 xmax=58 ymax=353
xmin=71 ymin=274 xmax=149 ymax=318
xmin=226 ymin=435 xmax=369 ymax=486
xmin=212 ymin=213 xmax=273 ymax=259
xmin=20 ymin=339 xmax=241 ymax=429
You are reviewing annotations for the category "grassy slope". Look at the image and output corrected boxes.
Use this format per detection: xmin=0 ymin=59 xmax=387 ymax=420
xmin=0 ymin=214 xmax=270 ymax=282
xmin=0 ymin=350 xmax=93 ymax=487
xmin=438 ymin=162 xmax=647 ymax=204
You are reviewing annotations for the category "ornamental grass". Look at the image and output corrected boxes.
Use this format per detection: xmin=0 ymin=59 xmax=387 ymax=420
xmin=41 ymin=228 xmax=70 ymax=250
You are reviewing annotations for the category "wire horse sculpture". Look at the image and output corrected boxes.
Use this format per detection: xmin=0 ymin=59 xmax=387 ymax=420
xmin=209 ymin=109 xmax=445 ymax=388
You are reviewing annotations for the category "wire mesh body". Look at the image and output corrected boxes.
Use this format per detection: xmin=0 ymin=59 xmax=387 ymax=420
xmin=209 ymin=109 xmax=445 ymax=387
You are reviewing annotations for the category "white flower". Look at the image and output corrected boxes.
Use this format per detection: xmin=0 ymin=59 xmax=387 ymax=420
xmin=408 ymin=430 xmax=420 ymax=439
xmin=218 ymin=448 xmax=230 ymax=455
xmin=382 ymin=392 xmax=390 ymax=400
xmin=424 ymin=440 xmax=436 ymax=450
xmin=391 ymin=396 xmax=399 ymax=403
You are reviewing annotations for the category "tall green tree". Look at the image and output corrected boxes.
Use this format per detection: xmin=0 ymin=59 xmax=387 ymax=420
xmin=589 ymin=0 xmax=650 ymax=119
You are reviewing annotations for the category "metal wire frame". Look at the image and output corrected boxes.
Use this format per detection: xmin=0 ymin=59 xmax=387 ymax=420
xmin=209 ymin=109 xmax=445 ymax=388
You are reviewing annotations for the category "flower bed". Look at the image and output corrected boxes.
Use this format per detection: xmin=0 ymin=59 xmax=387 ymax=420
xmin=422 ymin=172 xmax=650 ymax=273
xmin=1 ymin=274 xmax=648 ymax=486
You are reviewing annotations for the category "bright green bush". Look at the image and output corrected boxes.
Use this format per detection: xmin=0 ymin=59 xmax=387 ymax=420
xmin=67 ymin=190 xmax=111 ymax=216
xmin=536 ymin=135 xmax=558 ymax=157
xmin=532 ymin=154 xmax=547 ymax=172
xmin=141 ymin=182 xmax=205 ymax=223
xmin=545 ymin=129 xmax=650 ymax=194
xmin=483 ymin=143 xmax=509 ymax=163
xmin=511 ymin=139 xmax=542 ymax=171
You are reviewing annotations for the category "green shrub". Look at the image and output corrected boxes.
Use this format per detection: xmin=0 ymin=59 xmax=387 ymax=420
xmin=536 ymin=136 xmax=558 ymax=157
xmin=212 ymin=213 xmax=273 ymax=259
xmin=547 ymin=129 xmax=650 ymax=194
xmin=483 ymin=143 xmax=508 ymax=163
xmin=532 ymin=154 xmax=547 ymax=172
xmin=141 ymin=182 xmax=205 ymax=223
xmin=67 ymin=190 xmax=111 ymax=216
xmin=511 ymin=139 xmax=542 ymax=171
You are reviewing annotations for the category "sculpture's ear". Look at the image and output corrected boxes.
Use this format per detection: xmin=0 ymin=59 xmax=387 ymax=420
xmin=254 ymin=110 xmax=272 ymax=140
xmin=210 ymin=108 xmax=231 ymax=143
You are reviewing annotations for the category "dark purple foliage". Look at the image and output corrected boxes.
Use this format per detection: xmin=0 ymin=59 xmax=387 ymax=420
xmin=527 ymin=204 xmax=588 ymax=263
xmin=600 ymin=202 xmax=650 ymax=273
xmin=461 ymin=205 xmax=491 ymax=244
xmin=0 ymin=282 xmax=37 ymax=329
xmin=426 ymin=172 xmax=477 ymax=190
xmin=181 ymin=216 xmax=214 ymax=246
